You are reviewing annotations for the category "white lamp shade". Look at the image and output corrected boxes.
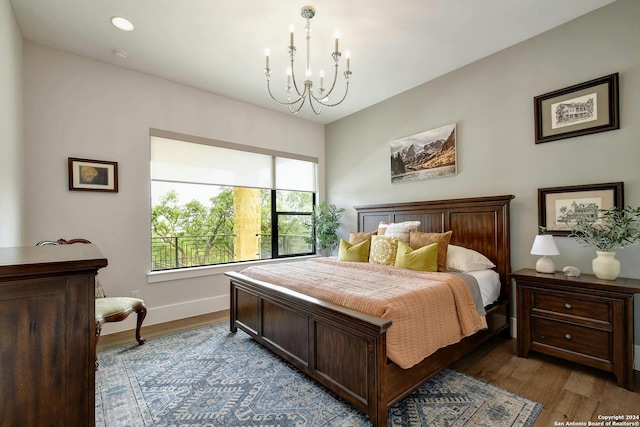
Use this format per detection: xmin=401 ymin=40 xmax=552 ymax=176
xmin=531 ymin=234 xmax=559 ymax=273
xmin=530 ymin=235 xmax=560 ymax=256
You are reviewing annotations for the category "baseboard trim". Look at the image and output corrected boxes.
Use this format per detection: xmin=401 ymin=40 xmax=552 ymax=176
xmin=100 ymin=295 xmax=228 ymax=335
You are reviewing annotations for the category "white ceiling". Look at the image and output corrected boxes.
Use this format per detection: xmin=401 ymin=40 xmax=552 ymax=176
xmin=10 ymin=0 xmax=617 ymax=124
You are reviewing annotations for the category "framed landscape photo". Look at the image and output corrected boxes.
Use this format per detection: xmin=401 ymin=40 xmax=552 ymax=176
xmin=538 ymin=182 xmax=623 ymax=236
xmin=534 ymin=73 xmax=619 ymax=144
xmin=390 ymin=123 xmax=457 ymax=184
xmin=68 ymin=157 xmax=118 ymax=192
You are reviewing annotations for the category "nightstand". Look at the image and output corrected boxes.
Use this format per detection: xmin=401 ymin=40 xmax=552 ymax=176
xmin=512 ymin=268 xmax=640 ymax=390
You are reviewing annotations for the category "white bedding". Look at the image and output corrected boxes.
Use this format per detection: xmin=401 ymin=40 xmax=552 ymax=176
xmin=465 ymin=269 xmax=501 ymax=307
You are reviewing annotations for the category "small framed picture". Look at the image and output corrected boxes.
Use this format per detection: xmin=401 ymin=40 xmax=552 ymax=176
xmin=538 ymin=182 xmax=623 ymax=235
xmin=534 ymin=73 xmax=619 ymax=144
xmin=68 ymin=157 xmax=118 ymax=192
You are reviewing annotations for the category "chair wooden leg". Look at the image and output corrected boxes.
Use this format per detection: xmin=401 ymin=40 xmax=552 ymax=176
xmin=135 ymin=304 xmax=147 ymax=345
xmin=95 ymin=321 xmax=103 ymax=371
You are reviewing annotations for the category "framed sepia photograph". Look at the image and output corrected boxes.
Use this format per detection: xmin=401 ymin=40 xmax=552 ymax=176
xmin=68 ymin=157 xmax=118 ymax=192
xmin=390 ymin=123 xmax=457 ymax=184
xmin=538 ymin=182 xmax=623 ymax=235
xmin=534 ymin=73 xmax=619 ymax=144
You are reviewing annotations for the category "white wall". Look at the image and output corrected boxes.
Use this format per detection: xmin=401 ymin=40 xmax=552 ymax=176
xmin=326 ymin=0 xmax=640 ymax=343
xmin=22 ymin=42 xmax=324 ymax=334
xmin=0 ymin=0 xmax=23 ymax=246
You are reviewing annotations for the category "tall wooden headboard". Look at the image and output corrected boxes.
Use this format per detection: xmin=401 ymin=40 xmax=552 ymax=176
xmin=355 ymin=194 xmax=514 ymax=301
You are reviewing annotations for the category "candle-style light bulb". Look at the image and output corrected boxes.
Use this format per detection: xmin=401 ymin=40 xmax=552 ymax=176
xmin=345 ymin=50 xmax=350 ymax=71
xmin=265 ymin=48 xmax=270 ymax=69
xmin=334 ymin=29 xmax=340 ymax=52
xmin=289 ymin=25 xmax=294 ymax=46
xmin=319 ymin=70 xmax=324 ymax=89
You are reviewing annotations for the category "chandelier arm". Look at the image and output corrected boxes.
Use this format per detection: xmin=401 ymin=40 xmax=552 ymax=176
xmin=312 ymin=82 xmax=350 ymax=107
xmin=266 ymin=77 xmax=304 ymax=106
xmin=289 ymin=61 xmax=306 ymax=98
xmin=319 ymin=63 xmax=341 ymax=99
xmin=307 ymin=94 xmax=322 ymax=115
xmin=288 ymin=81 xmax=311 ymax=114
xmin=288 ymin=95 xmax=307 ymax=114
xmin=310 ymin=64 xmax=346 ymax=106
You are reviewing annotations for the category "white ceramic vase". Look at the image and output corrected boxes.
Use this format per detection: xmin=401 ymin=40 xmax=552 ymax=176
xmin=592 ymin=251 xmax=620 ymax=280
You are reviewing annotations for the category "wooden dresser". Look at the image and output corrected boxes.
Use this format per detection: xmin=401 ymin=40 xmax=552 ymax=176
xmin=512 ymin=268 xmax=640 ymax=390
xmin=0 ymin=244 xmax=107 ymax=427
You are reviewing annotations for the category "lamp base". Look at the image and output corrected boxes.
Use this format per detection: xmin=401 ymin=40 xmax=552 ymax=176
xmin=536 ymin=256 xmax=555 ymax=273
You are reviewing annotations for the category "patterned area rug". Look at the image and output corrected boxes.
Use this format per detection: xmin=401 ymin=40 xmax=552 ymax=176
xmin=96 ymin=322 xmax=542 ymax=427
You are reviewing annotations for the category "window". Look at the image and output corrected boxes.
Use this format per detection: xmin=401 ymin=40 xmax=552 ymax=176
xmin=150 ymin=132 xmax=317 ymax=271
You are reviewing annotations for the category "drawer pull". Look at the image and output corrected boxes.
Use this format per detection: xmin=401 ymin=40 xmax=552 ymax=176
xmin=564 ymin=303 xmax=572 ymax=309
xmin=564 ymin=333 xmax=572 ymax=341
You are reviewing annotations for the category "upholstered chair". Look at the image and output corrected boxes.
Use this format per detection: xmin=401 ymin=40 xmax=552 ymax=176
xmin=36 ymin=238 xmax=147 ymax=367
xmin=94 ymin=275 xmax=147 ymax=347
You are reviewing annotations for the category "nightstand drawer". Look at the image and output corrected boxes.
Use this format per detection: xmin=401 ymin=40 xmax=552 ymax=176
xmin=532 ymin=317 xmax=611 ymax=361
xmin=531 ymin=291 xmax=611 ymax=323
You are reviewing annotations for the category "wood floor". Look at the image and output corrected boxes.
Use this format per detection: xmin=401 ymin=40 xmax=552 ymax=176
xmin=98 ymin=311 xmax=640 ymax=426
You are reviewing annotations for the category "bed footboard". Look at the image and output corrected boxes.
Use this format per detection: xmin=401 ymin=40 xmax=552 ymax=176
xmin=227 ymin=271 xmax=392 ymax=426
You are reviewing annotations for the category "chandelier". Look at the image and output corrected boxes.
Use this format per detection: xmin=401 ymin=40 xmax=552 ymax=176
xmin=264 ymin=6 xmax=352 ymax=115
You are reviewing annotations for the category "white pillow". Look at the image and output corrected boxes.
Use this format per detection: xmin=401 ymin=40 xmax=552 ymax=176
xmin=382 ymin=221 xmax=421 ymax=243
xmin=446 ymin=245 xmax=495 ymax=272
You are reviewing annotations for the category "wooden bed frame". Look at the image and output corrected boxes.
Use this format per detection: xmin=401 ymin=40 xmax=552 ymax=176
xmin=226 ymin=194 xmax=514 ymax=427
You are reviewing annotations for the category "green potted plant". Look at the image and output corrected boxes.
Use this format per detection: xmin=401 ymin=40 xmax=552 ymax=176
xmin=570 ymin=206 xmax=640 ymax=280
xmin=307 ymin=201 xmax=345 ymax=256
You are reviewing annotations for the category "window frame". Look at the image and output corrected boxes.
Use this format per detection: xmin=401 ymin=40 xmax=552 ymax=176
xmin=270 ymin=189 xmax=316 ymax=259
xmin=149 ymin=129 xmax=318 ymax=272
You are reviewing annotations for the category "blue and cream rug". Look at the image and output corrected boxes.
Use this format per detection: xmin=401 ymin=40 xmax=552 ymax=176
xmin=96 ymin=322 xmax=541 ymax=426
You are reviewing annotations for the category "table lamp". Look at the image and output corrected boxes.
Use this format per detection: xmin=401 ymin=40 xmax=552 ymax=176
xmin=530 ymin=235 xmax=559 ymax=273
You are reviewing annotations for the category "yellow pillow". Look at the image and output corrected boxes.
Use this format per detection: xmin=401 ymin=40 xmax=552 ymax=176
xmin=395 ymin=242 xmax=438 ymax=272
xmin=409 ymin=230 xmax=452 ymax=272
xmin=338 ymin=238 xmax=370 ymax=262
xmin=369 ymin=236 xmax=399 ymax=265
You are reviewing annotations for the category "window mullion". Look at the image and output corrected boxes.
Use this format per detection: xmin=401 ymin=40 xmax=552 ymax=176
xmin=270 ymin=189 xmax=279 ymax=258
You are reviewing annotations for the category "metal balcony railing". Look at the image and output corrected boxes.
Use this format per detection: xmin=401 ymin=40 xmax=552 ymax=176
xmin=151 ymin=235 xmax=235 ymax=271
xmin=151 ymin=233 xmax=313 ymax=271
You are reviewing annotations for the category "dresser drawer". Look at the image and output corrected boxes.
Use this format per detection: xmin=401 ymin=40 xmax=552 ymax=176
xmin=532 ymin=317 xmax=611 ymax=361
xmin=531 ymin=291 xmax=611 ymax=323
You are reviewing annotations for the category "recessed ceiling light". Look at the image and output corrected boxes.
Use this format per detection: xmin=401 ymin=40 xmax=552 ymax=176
xmin=111 ymin=16 xmax=134 ymax=32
